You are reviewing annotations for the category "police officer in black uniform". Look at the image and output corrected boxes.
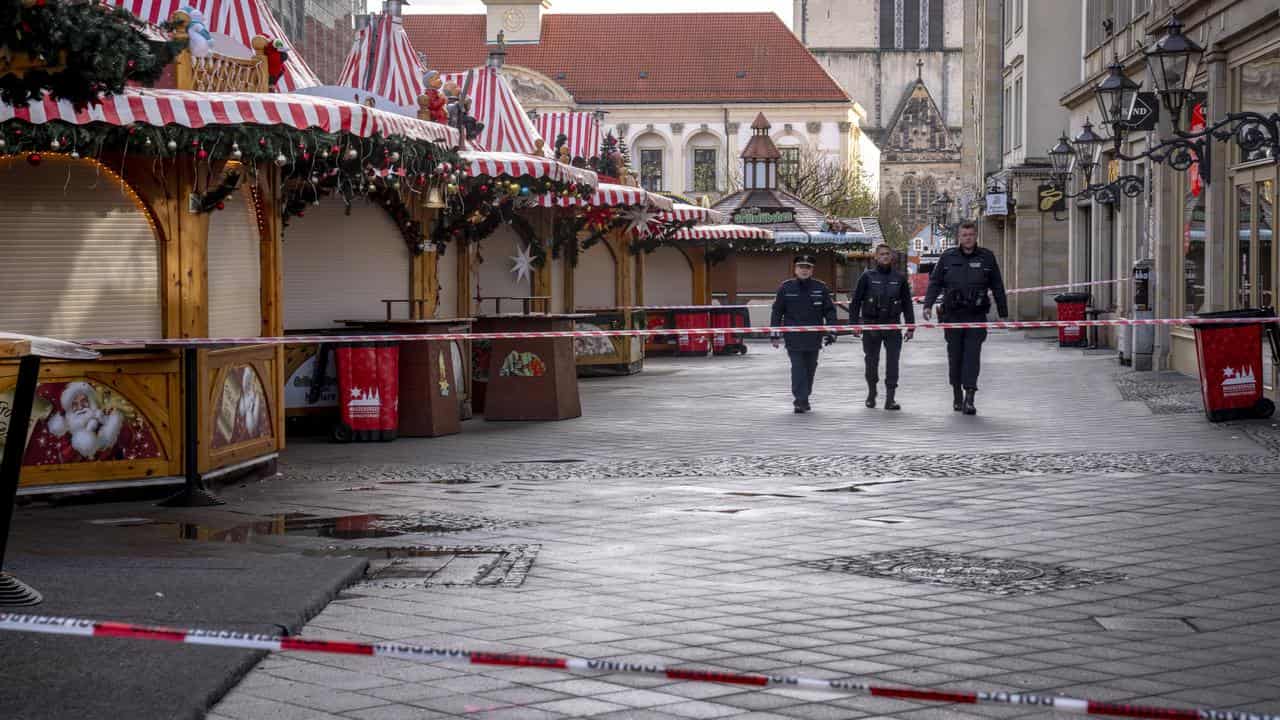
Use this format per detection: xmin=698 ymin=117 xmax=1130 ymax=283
xmin=771 ymin=254 xmax=838 ymax=413
xmin=851 ymin=244 xmax=915 ymax=410
xmin=922 ymin=221 xmax=1008 ymax=415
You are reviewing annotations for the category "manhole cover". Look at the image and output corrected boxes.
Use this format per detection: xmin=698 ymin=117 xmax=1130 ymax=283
xmin=356 ymin=544 xmax=539 ymax=588
xmin=1094 ymin=616 xmax=1199 ymax=633
xmin=800 ymin=548 xmax=1128 ymax=596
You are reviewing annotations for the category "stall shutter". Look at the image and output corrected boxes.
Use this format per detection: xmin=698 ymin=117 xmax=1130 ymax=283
xmin=283 ymin=200 xmax=411 ymax=330
xmin=644 ymin=246 xmax=694 ymax=305
xmin=207 ymin=190 xmax=262 ymax=337
xmin=475 ymin=227 xmax=533 ymax=311
xmin=574 ymin=241 xmax=616 ymax=309
xmin=0 ymin=158 xmax=161 ymax=340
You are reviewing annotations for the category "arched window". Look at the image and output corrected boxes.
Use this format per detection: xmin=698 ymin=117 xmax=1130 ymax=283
xmin=687 ymin=131 xmax=721 ymax=194
xmin=900 ymin=175 xmax=918 ymax=232
xmin=634 ymin=132 xmax=667 ymax=192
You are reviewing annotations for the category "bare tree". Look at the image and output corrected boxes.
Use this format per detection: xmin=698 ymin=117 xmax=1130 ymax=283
xmin=778 ymin=146 xmax=877 ymax=219
xmin=877 ymin=190 xmax=910 ymax=252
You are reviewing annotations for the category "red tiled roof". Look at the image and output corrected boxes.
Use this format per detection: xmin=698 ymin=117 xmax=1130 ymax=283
xmin=403 ymin=13 xmax=849 ymax=105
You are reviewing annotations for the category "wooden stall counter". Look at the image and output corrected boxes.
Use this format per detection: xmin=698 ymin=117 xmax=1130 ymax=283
xmin=573 ymin=309 xmax=645 ymax=377
xmin=472 ymin=314 xmax=587 ymax=421
xmin=336 ymin=318 xmax=473 ymax=438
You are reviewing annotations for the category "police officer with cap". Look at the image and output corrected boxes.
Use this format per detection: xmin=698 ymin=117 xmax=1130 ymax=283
xmin=922 ymin=220 xmax=1008 ymax=415
xmin=771 ymin=254 xmax=838 ymax=413
xmin=851 ymin=243 xmax=915 ymax=410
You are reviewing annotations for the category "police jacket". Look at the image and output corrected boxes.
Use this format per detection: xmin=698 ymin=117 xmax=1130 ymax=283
xmin=770 ymin=277 xmax=838 ymax=351
xmin=922 ymin=246 xmax=1009 ymax=318
xmin=851 ymin=266 xmax=916 ymax=326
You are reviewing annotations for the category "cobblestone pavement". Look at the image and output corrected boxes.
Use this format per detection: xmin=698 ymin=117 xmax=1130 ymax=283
xmin=206 ymin=332 xmax=1280 ymax=720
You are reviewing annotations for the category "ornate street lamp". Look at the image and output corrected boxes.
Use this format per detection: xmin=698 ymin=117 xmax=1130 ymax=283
xmin=930 ymin=191 xmax=955 ymax=240
xmin=1049 ymin=133 xmax=1075 ymax=185
xmin=1045 ymin=124 xmax=1144 ymax=210
xmin=1145 ymin=16 xmax=1203 ymax=129
xmin=1072 ymin=118 xmax=1107 ymax=181
xmin=1095 ymin=60 xmax=1142 ymax=136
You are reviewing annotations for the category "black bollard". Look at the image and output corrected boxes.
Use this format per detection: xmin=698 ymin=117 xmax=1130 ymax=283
xmin=0 ymin=355 xmax=44 ymax=606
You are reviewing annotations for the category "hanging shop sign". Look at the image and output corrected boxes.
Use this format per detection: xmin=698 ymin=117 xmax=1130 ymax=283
xmin=732 ymin=206 xmax=795 ymax=225
xmin=1038 ymin=184 xmax=1066 ymax=213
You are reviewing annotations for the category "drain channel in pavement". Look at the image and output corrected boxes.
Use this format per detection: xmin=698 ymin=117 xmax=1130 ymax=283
xmin=91 ymin=512 xmax=525 ymax=543
xmin=350 ymin=544 xmax=539 ymax=588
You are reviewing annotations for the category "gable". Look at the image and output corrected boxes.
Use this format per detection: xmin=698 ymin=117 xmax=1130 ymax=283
xmin=881 ymin=80 xmax=959 ymax=163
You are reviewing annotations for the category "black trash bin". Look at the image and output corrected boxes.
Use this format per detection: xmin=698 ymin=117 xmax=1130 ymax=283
xmin=1191 ymin=308 xmax=1279 ymax=422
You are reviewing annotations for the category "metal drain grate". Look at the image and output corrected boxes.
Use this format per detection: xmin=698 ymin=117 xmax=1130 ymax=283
xmin=358 ymin=544 xmax=539 ymax=589
xmin=800 ymin=548 xmax=1128 ymax=596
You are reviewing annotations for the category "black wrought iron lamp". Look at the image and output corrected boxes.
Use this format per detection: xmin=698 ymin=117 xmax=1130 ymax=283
xmin=930 ymin=191 xmax=955 ymax=242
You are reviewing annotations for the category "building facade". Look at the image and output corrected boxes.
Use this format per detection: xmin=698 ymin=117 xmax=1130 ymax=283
xmin=795 ymin=0 xmax=966 ymax=235
xmin=266 ymin=0 xmax=363 ymax=84
xmin=405 ymin=5 xmax=878 ymax=204
xmin=1058 ymin=0 xmax=1278 ymax=381
xmin=960 ymin=0 xmax=1082 ymax=321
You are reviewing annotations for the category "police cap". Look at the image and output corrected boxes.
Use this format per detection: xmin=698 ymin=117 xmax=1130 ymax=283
xmin=793 ymin=254 xmax=817 ymax=267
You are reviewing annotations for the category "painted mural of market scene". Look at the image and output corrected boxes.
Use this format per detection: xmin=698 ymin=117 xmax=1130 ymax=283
xmin=2 ymin=0 xmax=1280 ymax=718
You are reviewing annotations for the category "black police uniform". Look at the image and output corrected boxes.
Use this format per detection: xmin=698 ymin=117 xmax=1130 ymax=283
xmin=922 ymin=245 xmax=1008 ymax=413
xmin=771 ymin=263 xmax=838 ymax=411
xmin=851 ymin=264 xmax=915 ymax=407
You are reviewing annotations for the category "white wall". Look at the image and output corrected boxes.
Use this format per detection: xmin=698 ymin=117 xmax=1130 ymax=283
xmin=574 ymin=241 xmax=616 ymax=309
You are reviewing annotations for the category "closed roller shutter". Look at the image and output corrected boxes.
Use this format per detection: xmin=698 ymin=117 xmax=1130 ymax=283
xmin=283 ymin=199 xmax=410 ymax=330
xmin=474 ymin=227 xmax=532 ymax=308
xmin=574 ymin=241 xmax=616 ymax=309
xmin=207 ymin=190 xmax=262 ymax=337
xmin=644 ymin=246 xmax=693 ymax=305
xmin=0 ymin=157 xmax=161 ymax=340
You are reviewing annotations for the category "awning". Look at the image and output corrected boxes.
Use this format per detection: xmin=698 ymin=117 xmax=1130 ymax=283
xmin=535 ymin=182 xmax=671 ymax=210
xmin=461 ymin=150 xmax=598 ymax=188
xmin=442 ymin=67 xmax=545 ymax=156
xmin=1 ymin=88 xmax=460 ymax=145
xmin=670 ymin=225 xmax=774 ymax=241
xmin=337 ymin=12 xmax=427 ymax=112
xmin=535 ymin=111 xmax=602 ymax=161
xmin=659 ymin=203 xmax=727 ymax=225
xmin=773 ymin=231 xmax=873 ymax=245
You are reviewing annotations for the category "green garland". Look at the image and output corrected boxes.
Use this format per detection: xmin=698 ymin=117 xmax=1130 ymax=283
xmin=0 ymin=0 xmax=184 ymax=110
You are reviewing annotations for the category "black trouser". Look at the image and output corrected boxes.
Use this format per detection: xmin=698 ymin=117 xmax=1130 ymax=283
xmin=943 ymin=315 xmax=988 ymax=390
xmin=787 ymin=349 xmax=819 ymax=404
xmin=862 ymin=330 xmax=903 ymax=388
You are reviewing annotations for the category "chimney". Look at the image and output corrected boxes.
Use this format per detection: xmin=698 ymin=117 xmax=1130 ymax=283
xmin=488 ymin=31 xmax=507 ymax=69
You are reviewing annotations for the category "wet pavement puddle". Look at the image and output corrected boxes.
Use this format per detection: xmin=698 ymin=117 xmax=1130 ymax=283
xmin=88 ymin=511 xmax=525 ymax=543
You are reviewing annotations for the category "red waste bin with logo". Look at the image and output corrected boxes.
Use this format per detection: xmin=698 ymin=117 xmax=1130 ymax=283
xmin=1192 ymin=309 xmax=1278 ymax=422
xmin=674 ymin=309 xmax=711 ymax=356
xmin=333 ymin=343 xmax=399 ymax=442
xmin=1053 ymin=292 xmax=1091 ymax=347
xmin=711 ymin=306 xmax=751 ymax=355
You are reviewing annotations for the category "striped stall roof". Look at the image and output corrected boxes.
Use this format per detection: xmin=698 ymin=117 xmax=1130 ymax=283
xmin=337 ymin=13 xmax=428 ymax=112
xmin=460 ymin=150 xmax=597 ymax=187
xmin=659 ymin=203 xmax=727 ymax=225
xmin=670 ymin=225 xmax=774 ymax=241
xmin=535 ymin=183 xmax=671 ymax=210
xmin=108 ymin=0 xmax=320 ymax=92
xmin=1 ymin=88 xmax=459 ymax=145
xmin=440 ymin=67 xmax=545 ymax=155
xmin=535 ymin=111 xmax=601 ymax=162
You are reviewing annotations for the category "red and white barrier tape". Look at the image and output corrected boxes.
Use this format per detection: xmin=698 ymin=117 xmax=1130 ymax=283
xmin=913 ymin=277 xmax=1130 ymax=303
xmin=0 ymin=613 xmax=1273 ymax=720
xmin=74 ymin=316 xmax=1276 ymax=348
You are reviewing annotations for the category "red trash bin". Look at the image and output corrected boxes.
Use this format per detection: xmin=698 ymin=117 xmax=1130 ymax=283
xmin=1192 ymin=309 xmax=1277 ymax=422
xmin=333 ymin=343 xmax=399 ymax=442
xmin=711 ymin=306 xmax=750 ymax=356
xmin=1053 ymin=293 xmax=1090 ymax=347
xmin=674 ymin=309 xmax=711 ymax=356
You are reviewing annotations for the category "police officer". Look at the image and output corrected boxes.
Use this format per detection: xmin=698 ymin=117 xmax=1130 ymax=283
xmin=922 ymin=221 xmax=1008 ymax=415
xmin=771 ymin=254 xmax=838 ymax=413
xmin=851 ymin=244 xmax=915 ymax=410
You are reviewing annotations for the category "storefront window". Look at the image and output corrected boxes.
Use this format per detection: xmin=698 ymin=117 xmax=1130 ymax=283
xmin=1183 ymin=179 xmax=1206 ymax=315
xmin=1237 ymin=185 xmax=1253 ymax=308
xmin=1263 ymin=180 xmax=1275 ymax=308
xmin=1235 ymin=49 xmax=1280 ymax=164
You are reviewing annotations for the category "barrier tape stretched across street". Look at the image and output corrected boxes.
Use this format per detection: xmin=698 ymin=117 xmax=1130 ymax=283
xmin=75 ymin=315 xmax=1278 ymax=349
xmin=911 ymin=276 xmax=1131 ymax=302
xmin=0 ymin=613 xmax=1272 ymax=720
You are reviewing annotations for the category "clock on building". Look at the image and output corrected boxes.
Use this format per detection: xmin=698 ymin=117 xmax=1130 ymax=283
xmin=502 ymin=8 xmax=526 ymax=32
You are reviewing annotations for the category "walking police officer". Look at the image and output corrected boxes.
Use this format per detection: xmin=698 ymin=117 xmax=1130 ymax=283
xmin=922 ymin=221 xmax=1007 ymax=415
xmin=771 ymin=254 xmax=838 ymax=413
xmin=851 ymin=244 xmax=915 ymax=410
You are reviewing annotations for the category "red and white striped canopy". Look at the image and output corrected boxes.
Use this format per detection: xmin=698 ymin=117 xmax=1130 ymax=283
xmin=337 ymin=13 xmax=427 ymax=112
xmin=0 ymin=88 xmax=459 ymax=145
xmin=460 ymin=150 xmax=597 ymax=187
xmin=441 ymin=67 xmax=545 ymax=155
xmin=659 ymin=203 xmax=727 ymax=225
xmin=534 ymin=183 xmax=672 ymax=210
xmin=670 ymin=225 xmax=774 ymax=241
xmin=109 ymin=0 xmax=320 ymax=92
xmin=535 ymin=111 xmax=602 ymax=161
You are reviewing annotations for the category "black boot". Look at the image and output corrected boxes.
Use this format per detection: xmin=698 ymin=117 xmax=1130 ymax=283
xmin=952 ymin=385 xmax=963 ymax=412
xmin=865 ymin=383 xmax=877 ymax=408
xmin=963 ymin=389 xmax=977 ymax=415
xmin=884 ymin=386 xmax=900 ymax=411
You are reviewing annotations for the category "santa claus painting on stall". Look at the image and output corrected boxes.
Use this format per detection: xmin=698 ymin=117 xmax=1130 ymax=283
xmin=12 ymin=380 xmax=162 ymax=465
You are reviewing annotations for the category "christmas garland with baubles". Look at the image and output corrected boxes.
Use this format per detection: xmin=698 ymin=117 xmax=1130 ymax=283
xmin=0 ymin=0 xmax=185 ymax=110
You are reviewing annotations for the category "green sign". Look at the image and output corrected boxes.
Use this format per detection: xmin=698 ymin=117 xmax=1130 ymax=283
xmin=732 ymin=206 xmax=795 ymax=225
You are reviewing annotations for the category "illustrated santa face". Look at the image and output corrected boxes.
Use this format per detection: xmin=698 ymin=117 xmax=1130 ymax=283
xmin=46 ymin=382 xmax=123 ymax=460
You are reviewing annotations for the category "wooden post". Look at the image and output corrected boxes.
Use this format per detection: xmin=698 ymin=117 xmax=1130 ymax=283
xmin=458 ymin=241 xmax=475 ymax=317
xmin=611 ymin=230 xmax=632 ymax=308
xmin=688 ymin=246 xmax=711 ymax=304
xmin=634 ymin=251 xmax=645 ymax=306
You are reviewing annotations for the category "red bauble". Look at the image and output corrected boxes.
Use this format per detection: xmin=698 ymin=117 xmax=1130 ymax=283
xmin=302 ymin=152 xmax=311 ymax=161
xmin=296 ymin=211 xmax=305 ymax=217
xmin=330 ymin=145 xmax=340 ymax=154
xmin=196 ymin=149 xmax=208 ymax=159
xmin=26 ymin=153 xmax=41 ymax=166
xmin=479 ymin=184 xmax=488 ymax=192
xmin=215 ymin=201 xmax=225 ymax=210
xmin=259 ymin=138 xmax=267 ymax=146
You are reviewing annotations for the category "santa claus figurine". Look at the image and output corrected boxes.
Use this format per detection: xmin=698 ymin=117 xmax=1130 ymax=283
xmin=264 ymin=39 xmax=289 ymax=89
xmin=45 ymin=382 xmax=124 ymax=461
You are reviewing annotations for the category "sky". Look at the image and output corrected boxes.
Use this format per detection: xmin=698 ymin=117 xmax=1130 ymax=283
xmin=401 ymin=0 xmax=794 ymax=27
